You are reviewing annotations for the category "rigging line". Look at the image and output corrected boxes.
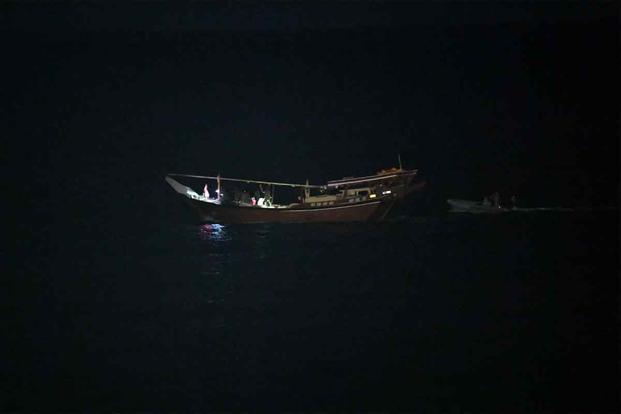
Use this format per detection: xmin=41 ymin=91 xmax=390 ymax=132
xmin=167 ymin=173 xmax=324 ymax=189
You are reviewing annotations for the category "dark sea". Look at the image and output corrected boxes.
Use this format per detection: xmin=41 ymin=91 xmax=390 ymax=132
xmin=4 ymin=205 xmax=619 ymax=412
xmin=3 ymin=7 xmax=619 ymax=411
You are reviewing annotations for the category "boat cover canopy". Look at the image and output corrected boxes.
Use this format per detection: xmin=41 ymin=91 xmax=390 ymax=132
xmin=168 ymin=173 xmax=323 ymax=189
xmin=326 ymin=169 xmax=417 ymax=188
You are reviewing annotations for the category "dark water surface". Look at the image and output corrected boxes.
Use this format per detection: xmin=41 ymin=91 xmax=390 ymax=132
xmin=3 ymin=7 xmax=619 ymax=410
xmin=4 ymin=211 xmax=618 ymax=412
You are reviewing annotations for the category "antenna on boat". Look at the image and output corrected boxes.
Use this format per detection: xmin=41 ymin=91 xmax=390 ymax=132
xmin=398 ymin=153 xmax=403 ymax=170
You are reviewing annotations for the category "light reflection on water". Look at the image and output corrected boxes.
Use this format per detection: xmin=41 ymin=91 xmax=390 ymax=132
xmin=196 ymin=223 xmax=272 ymax=262
xmin=198 ymin=223 xmax=229 ymax=241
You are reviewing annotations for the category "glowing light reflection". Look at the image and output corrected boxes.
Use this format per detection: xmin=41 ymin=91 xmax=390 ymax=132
xmin=199 ymin=223 xmax=228 ymax=241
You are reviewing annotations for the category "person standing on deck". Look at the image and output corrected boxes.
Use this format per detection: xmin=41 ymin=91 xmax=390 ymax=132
xmin=216 ymin=174 xmax=221 ymax=201
xmin=492 ymin=192 xmax=500 ymax=208
xmin=203 ymin=184 xmax=210 ymax=199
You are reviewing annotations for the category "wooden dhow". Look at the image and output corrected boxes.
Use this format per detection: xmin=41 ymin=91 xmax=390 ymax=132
xmin=165 ymin=166 xmax=425 ymax=223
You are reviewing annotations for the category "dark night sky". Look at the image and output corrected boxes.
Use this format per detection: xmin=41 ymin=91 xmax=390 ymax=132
xmin=3 ymin=6 xmax=620 ymax=413
xmin=2 ymin=2 xmax=619 ymax=215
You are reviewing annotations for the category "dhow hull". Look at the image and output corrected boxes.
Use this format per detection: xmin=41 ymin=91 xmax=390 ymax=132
xmin=180 ymin=197 xmax=396 ymax=224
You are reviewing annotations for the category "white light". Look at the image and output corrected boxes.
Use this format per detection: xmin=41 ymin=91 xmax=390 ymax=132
xmin=369 ymin=194 xmax=377 ymax=198
xmin=382 ymin=190 xmax=392 ymax=195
